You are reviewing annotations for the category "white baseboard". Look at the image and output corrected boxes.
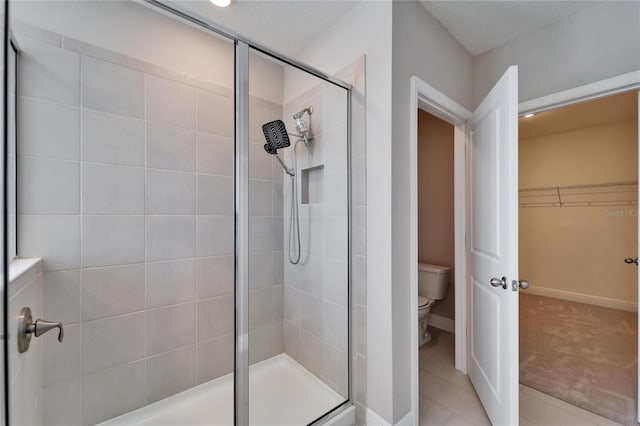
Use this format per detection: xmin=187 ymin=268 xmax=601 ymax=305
xmin=365 ymin=408 xmax=391 ymax=426
xmin=395 ymin=410 xmax=415 ymax=426
xmin=429 ymin=314 xmax=455 ymax=333
xmin=364 ymin=409 xmax=414 ymax=426
xmin=526 ymin=286 xmax=638 ymax=312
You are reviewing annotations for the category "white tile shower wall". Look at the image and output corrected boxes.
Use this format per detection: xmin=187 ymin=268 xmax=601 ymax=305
xmin=16 ymin=29 xmax=284 ymax=425
xmin=282 ymin=77 xmax=355 ymax=398
xmin=9 ymin=260 xmax=44 ymax=426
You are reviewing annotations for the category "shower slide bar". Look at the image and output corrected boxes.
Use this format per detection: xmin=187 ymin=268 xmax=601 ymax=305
xmin=519 ymin=181 xmax=638 ymax=208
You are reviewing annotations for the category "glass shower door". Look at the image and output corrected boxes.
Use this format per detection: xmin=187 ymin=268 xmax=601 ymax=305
xmin=245 ymin=47 xmax=350 ymax=425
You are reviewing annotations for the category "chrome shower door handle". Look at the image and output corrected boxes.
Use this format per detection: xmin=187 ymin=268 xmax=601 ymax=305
xmin=490 ymin=276 xmax=508 ymax=290
xmin=18 ymin=307 xmax=64 ymax=353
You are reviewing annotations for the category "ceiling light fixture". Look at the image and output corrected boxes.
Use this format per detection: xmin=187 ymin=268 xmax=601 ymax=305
xmin=524 ymin=113 xmax=535 ymax=118
xmin=211 ymin=0 xmax=232 ymax=7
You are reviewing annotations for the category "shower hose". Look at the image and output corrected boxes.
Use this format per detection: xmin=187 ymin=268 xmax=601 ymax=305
xmin=288 ymin=140 xmax=303 ymax=265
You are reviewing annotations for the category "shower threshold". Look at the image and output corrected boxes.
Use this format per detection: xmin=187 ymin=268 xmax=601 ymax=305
xmin=99 ymin=353 xmax=345 ymax=426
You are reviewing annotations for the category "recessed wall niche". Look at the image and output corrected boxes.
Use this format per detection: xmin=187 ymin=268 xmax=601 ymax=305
xmin=301 ymin=164 xmax=324 ymax=204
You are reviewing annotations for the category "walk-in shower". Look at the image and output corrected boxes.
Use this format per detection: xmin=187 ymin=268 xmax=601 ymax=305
xmin=262 ymin=108 xmax=314 ymax=265
xmin=3 ymin=1 xmax=352 ymax=425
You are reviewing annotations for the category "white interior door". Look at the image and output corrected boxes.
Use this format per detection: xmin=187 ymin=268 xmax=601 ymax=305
xmin=466 ymin=65 xmax=519 ymax=426
xmin=637 ymin=90 xmax=639 ymax=424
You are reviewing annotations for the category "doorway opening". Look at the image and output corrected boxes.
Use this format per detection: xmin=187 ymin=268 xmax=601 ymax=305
xmin=518 ymin=91 xmax=639 ymax=426
xmin=416 ymin=110 xmax=489 ymax=424
xmin=410 ymin=74 xmax=640 ymax=426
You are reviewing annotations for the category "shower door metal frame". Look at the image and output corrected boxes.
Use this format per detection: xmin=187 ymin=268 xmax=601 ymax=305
xmin=234 ymin=40 xmax=250 ymax=426
xmin=1 ymin=1 xmax=8 ymax=425
xmin=142 ymin=1 xmax=354 ymax=425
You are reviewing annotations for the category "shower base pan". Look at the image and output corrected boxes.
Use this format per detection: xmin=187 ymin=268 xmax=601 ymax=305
xmin=100 ymin=354 xmax=346 ymax=426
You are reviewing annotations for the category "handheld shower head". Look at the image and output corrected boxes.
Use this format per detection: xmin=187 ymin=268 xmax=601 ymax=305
xmin=261 ymin=120 xmax=294 ymax=176
xmin=261 ymin=119 xmax=291 ymax=155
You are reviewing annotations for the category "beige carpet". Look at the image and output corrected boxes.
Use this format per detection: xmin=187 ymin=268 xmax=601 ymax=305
xmin=520 ymin=294 xmax=637 ymax=425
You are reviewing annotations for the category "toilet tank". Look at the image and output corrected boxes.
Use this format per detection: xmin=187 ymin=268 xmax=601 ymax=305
xmin=418 ymin=263 xmax=451 ymax=300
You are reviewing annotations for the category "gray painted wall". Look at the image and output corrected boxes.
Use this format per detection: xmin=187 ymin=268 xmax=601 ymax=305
xmin=391 ymin=1 xmax=473 ymax=422
xmin=473 ymin=1 xmax=640 ymax=107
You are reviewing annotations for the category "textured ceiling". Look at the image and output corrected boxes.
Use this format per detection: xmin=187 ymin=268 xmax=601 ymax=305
xmin=519 ymin=91 xmax=638 ymax=140
xmin=418 ymin=1 xmax=601 ymax=55
xmin=170 ymin=0 xmax=360 ymax=57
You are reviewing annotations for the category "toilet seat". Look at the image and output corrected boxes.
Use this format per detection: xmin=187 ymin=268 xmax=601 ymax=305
xmin=418 ymin=296 xmax=431 ymax=309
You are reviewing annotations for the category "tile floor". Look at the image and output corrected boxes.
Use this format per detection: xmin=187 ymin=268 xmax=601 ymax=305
xmin=419 ymin=328 xmax=623 ymax=426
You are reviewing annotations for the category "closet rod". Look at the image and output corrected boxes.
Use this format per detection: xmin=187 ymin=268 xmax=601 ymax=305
xmin=519 ymin=180 xmax=638 ymax=193
xmin=519 ymin=180 xmax=638 ymax=208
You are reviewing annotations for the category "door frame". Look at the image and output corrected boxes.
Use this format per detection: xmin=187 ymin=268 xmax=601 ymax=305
xmin=409 ymin=69 xmax=640 ymax=423
xmin=409 ymin=76 xmax=472 ymax=422
xmin=518 ymin=70 xmax=640 ymax=116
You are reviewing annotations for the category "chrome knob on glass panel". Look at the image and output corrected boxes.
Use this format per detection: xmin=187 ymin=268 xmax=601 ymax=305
xmin=18 ymin=307 xmax=64 ymax=353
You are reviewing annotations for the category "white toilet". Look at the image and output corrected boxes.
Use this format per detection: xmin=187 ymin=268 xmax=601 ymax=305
xmin=418 ymin=263 xmax=451 ymax=345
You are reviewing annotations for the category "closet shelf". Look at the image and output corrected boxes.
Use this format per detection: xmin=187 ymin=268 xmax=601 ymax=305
xmin=519 ymin=181 xmax=638 ymax=208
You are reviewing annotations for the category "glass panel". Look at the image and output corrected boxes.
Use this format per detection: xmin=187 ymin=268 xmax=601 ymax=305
xmin=248 ymin=48 xmax=350 ymax=425
xmin=8 ymin=3 xmax=235 ymax=424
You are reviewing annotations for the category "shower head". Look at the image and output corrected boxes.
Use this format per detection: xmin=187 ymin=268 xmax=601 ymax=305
xmin=262 ymin=119 xmax=291 ymax=155
xmin=262 ymin=120 xmax=294 ymax=176
xmin=293 ymin=107 xmax=312 ymax=121
xmin=293 ymin=107 xmax=313 ymax=147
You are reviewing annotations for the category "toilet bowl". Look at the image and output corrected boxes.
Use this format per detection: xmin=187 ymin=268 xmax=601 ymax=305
xmin=417 ymin=263 xmax=451 ymax=345
xmin=418 ymin=296 xmax=435 ymax=344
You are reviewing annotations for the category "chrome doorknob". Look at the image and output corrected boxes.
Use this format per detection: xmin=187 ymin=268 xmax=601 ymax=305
xmin=518 ymin=280 xmax=530 ymax=290
xmin=490 ymin=277 xmax=507 ymax=289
